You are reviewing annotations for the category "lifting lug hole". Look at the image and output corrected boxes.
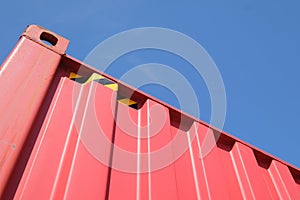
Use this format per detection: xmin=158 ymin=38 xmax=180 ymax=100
xmin=40 ymin=32 xmax=58 ymax=46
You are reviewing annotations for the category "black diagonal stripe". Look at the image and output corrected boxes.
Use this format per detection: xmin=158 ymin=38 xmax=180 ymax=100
xmin=70 ymin=76 xmax=90 ymax=84
xmin=95 ymin=78 xmax=115 ymax=85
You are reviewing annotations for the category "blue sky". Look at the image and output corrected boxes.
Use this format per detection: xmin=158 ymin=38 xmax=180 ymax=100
xmin=1 ymin=1 xmax=299 ymax=167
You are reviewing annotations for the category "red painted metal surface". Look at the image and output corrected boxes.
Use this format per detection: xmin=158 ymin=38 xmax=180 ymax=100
xmin=0 ymin=25 xmax=300 ymax=199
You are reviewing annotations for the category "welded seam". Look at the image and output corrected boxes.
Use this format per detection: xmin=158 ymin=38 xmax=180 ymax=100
xmin=147 ymin=101 xmax=152 ymax=200
xmin=104 ymin=96 xmax=119 ymax=200
xmin=187 ymin=130 xmax=201 ymax=200
xmin=49 ymin=83 xmax=84 ymax=199
xmin=19 ymin=78 xmax=66 ymax=199
xmin=63 ymin=81 xmax=95 ymax=199
xmin=136 ymin=109 xmax=141 ymax=200
xmin=194 ymin=125 xmax=211 ymax=200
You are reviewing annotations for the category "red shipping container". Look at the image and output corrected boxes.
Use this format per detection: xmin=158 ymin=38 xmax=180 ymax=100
xmin=0 ymin=25 xmax=299 ymax=199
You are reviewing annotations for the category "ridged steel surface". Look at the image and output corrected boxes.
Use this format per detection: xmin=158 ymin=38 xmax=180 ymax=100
xmin=0 ymin=25 xmax=299 ymax=199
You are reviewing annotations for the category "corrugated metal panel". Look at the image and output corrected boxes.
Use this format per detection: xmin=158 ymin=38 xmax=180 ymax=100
xmin=1 ymin=25 xmax=299 ymax=199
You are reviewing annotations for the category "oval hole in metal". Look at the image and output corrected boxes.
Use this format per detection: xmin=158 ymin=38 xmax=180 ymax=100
xmin=40 ymin=32 xmax=58 ymax=46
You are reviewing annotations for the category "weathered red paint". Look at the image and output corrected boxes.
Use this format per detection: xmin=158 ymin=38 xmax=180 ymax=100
xmin=0 ymin=25 xmax=299 ymax=199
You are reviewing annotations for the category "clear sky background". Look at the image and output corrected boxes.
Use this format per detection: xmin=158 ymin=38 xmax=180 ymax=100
xmin=1 ymin=1 xmax=299 ymax=167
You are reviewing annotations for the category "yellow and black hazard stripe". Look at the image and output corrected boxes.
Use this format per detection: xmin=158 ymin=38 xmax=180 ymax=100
xmin=69 ymin=72 xmax=118 ymax=91
xmin=117 ymin=94 xmax=138 ymax=109
xmin=69 ymin=72 xmax=138 ymax=109
xmin=69 ymin=72 xmax=89 ymax=83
